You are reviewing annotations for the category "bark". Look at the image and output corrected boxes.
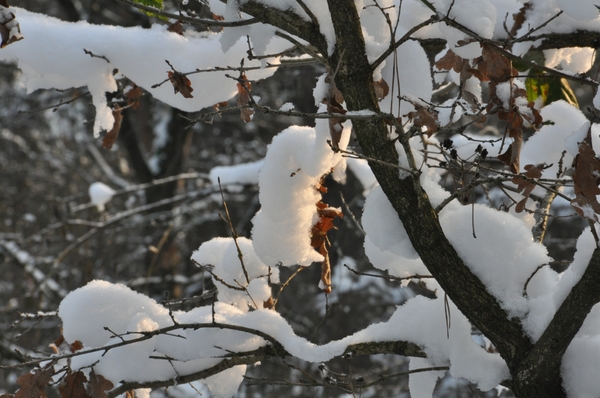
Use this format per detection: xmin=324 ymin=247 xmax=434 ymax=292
xmin=324 ymin=0 xmax=532 ymax=369
xmin=220 ymin=2 xmax=600 ymax=396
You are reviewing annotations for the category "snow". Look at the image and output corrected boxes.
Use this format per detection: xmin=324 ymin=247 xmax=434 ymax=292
xmin=556 ymin=0 xmax=600 ymax=21
xmin=362 ymin=185 xmax=430 ymax=286
xmin=58 ymin=280 xmax=508 ymax=395
xmin=191 ymin=237 xmax=279 ymax=311
xmin=0 ymin=8 xmax=284 ymax=137
xmin=441 ymin=204 xmax=551 ymax=318
xmin=251 ymin=116 xmax=351 ymax=267
xmin=88 ymin=182 xmax=116 ymax=211
xmin=16 ymin=0 xmax=600 ymax=396
xmin=544 ymin=47 xmax=595 ymax=74
xmin=209 ymin=160 xmax=263 ymax=192
xmin=409 ymin=357 xmax=445 ymax=398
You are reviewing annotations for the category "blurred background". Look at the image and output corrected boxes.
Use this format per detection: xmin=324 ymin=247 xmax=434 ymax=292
xmin=0 ymin=1 xmax=589 ymax=397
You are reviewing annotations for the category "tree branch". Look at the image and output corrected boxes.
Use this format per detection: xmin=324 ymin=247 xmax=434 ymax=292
xmin=325 ymin=0 xmax=532 ymax=373
xmin=114 ymin=0 xmax=259 ymax=27
xmin=235 ymin=0 xmax=329 ymax=58
xmin=513 ymin=245 xmax=600 ymax=397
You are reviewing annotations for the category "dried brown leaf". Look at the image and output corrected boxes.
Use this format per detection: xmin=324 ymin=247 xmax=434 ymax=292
xmin=497 ymin=138 xmax=522 ymax=174
xmin=0 ymin=5 xmax=23 ymax=48
xmin=126 ymin=84 xmax=143 ymax=110
xmin=512 ymin=164 xmax=545 ymax=213
xmin=15 ymin=368 xmax=54 ymax=398
xmin=373 ymin=78 xmax=389 ymax=100
xmin=167 ymin=21 xmax=183 ymax=35
xmin=87 ymin=370 xmax=113 ymax=398
xmin=168 ymin=71 xmax=193 ymax=98
xmin=236 ymin=74 xmax=254 ymax=123
xmin=320 ymin=254 xmax=332 ymax=294
xmin=327 ymin=97 xmax=347 ymax=149
xmin=59 ymin=372 xmax=90 ymax=398
xmin=435 ymin=49 xmax=464 ymax=73
xmin=479 ymin=43 xmax=512 ymax=82
xmin=102 ymin=105 xmax=123 ymax=150
xmin=571 ymin=128 xmax=600 ymax=220
xmin=406 ymin=105 xmax=439 ymax=136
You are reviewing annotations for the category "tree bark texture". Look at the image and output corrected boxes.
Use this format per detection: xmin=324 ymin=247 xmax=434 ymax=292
xmin=235 ymin=1 xmax=600 ymax=396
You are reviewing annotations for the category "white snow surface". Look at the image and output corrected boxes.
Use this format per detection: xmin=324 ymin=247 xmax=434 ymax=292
xmin=251 ymin=116 xmax=351 ymax=267
xmin=209 ymin=160 xmax=263 ymax=192
xmin=58 ymin=281 xmax=508 ymax=395
xmin=0 ymin=8 xmax=284 ymax=136
xmin=88 ymin=182 xmax=116 ymax=211
xmin=191 ymin=237 xmax=279 ymax=312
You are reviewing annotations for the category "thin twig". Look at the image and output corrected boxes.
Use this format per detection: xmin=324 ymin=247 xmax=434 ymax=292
xmin=218 ymin=178 xmax=250 ymax=284
xmin=343 ymin=264 xmax=433 ymax=282
xmin=114 ymin=0 xmax=258 ymax=27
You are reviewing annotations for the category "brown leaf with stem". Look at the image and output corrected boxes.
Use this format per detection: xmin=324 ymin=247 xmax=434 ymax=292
xmin=102 ymin=105 xmax=123 ymax=150
xmin=311 ymin=200 xmax=343 ymax=294
xmin=167 ymin=20 xmax=183 ymax=35
xmin=0 ymin=2 xmax=23 ymax=48
xmin=405 ymin=103 xmax=439 ymax=136
xmin=435 ymin=49 xmax=464 ymax=73
xmin=478 ymin=43 xmax=513 ymax=82
xmin=126 ymin=84 xmax=143 ymax=110
xmin=168 ymin=70 xmax=193 ymax=98
xmin=236 ymin=73 xmax=254 ymax=123
xmin=497 ymin=135 xmax=522 ymax=174
xmin=571 ymin=127 xmax=600 ymax=220
xmin=59 ymin=372 xmax=90 ymax=398
xmin=15 ymin=367 xmax=54 ymax=398
xmin=327 ymin=97 xmax=347 ymax=150
xmin=512 ymin=163 xmax=545 ymax=213
xmin=87 ymin=370 xmax=113 ymax=398
xmin=373 ymin=78 xmax=389 ymax=100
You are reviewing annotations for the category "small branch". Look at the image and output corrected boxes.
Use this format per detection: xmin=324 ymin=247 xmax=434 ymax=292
xmin=218 ymin=178 xmax=250 ymax=285
xmin=83 ymin=49 xmax=110 ymax=63
xmin=295 ymin=0 xmax=319 ymax=25
xmin=343 ymin=264 xmax=433 ymax=282
xmin=510 ymin=10 xmax=563 ymax=44
xmin=273 ymin=266 xmax=306 ymax=309
xmin=18 ymin=91 xmax=91 ymax=115
xmin=371 ymin=15 xmax=439 ymax=70
xmin=114 ymin=0 xmax=259 ymax=27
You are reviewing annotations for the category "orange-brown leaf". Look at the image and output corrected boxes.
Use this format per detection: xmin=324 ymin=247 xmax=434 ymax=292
xmin=373 ymin=78 xmax=389 ymax=100
xmin=498 ymin=142 xmax=521 ymax=174
xmin=15 ymin=368 xmax=54 ymax=398
xmin=327 ymin=97 xmax=347 ymax=149
xmin=320 ymin=254 xmax=332 ymax=294
xmin=406 ymin=105 xmax=439 ymax=136
xmin=102 ymin=105 xmax=123 ymax=150
xmin=126 ymin=84 xmax=143 ymax=110
xmin=87 ymin=370 xmax=113 ymax=398
xmin=511 ymin=164 xmax=545 ymax=213
xmin=59 ymin=372 xmax=90 ymax=398
xmin=167 ymin=21 xmax=183 ymax=35
xmin=236 ymin=74 xmax=254 ymax=123
xmin=168 ymin=71 xmax=193 ymax=99
xmin=0 ymin=6 xmax=23 ymax=48
xmin=571 ymin=128 xmax=600 ymax=220
xmin=263 ymin=296 xmax=274 ymax=309
xmin=435 ymin=49 xmax=464 ymax=73
xmin=70 ymin=340 xmax=83 ymax=352
xmin=479 ymin=43 xmax=512 ymax=82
